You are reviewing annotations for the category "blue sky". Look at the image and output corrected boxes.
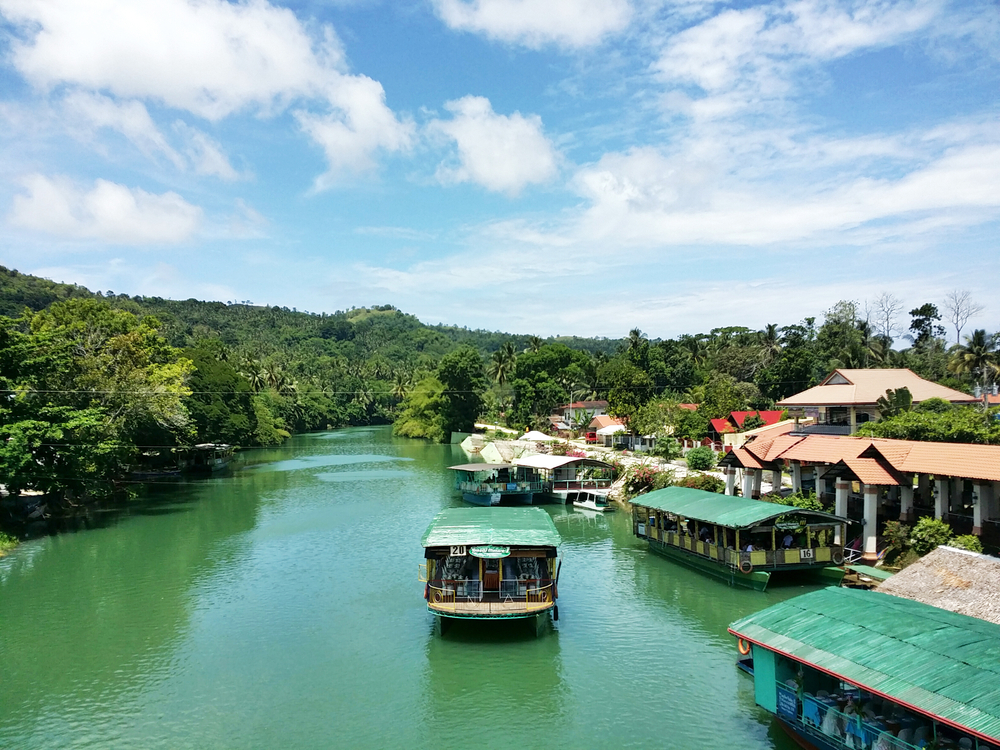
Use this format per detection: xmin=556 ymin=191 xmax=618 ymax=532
xmin=0 ymin=0 xmax=997 ymax=339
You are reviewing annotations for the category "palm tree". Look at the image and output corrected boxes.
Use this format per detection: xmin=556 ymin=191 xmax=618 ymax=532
xmin=488 ymin=342 xmax=518 ymax=386
xmin=391 ymin=370 xmax=412 ymax=400
xmin=948 ymin=329 xmax=999 ymax=387
xmin=524 ymin=336 xmax=543 ymax=353
xmin=759 ymin=324 xmax=781 ymax=367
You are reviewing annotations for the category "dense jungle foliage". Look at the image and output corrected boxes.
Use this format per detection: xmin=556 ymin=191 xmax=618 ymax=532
xmin=1 ymin=267 xmax=996 ymax=517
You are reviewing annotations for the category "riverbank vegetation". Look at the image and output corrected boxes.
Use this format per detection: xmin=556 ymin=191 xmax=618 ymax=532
xmin=2 ymin=266 xmax=996 ymax=532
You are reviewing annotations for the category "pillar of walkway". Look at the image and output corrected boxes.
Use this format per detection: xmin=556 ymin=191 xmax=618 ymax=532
xmin=918 ymin=473 xmax=930 ymax=503
xmin=899 ymin=476 xmax=914 ymax=522
xmin=752 ymin=469 xmax=763 ymax=499
xmin=791 ymin=462 xmax=802 ymax=493
xmin=771 ymin=467 xmax=783 ymax=494
xmin=863 ymin=484 xmax=879 ymax=562
xmin=725 ymin=466 xmax=737 ymax=496
xmin=742 ymin=470 xmax=754 ymax=499
xmin=950 ymin=477 xmax=962 ymax=514
xmin=935 ymin=477 xmax=950 ymax=520
xmin=815 ymin=467 xmax=826 ymax=500
xmin=973 ymin=481 xmax=989 ymax=535
xmin=835 ymin=479 xmax=849 ymax=546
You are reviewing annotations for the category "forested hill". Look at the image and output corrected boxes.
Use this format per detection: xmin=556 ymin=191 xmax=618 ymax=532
xmin=0 ymin=266 xmax=620 ymax=359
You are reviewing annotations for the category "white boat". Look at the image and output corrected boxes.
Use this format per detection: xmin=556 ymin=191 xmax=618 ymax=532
xmin=571 ymin=490 xmax=613 ymax=512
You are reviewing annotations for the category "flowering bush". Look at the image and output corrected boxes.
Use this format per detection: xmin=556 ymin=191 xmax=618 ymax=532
xmin=677 ymin=473 xmax=725 ymax=493
xmin=566 ymin=449 xmax=586 ymax=458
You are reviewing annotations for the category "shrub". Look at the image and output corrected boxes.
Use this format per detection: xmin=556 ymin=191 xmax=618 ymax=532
xmin=909 ymin=517 xmax=954 ymax=556
xmin=685 ymin=446 xmax=716 ymax=471
xmin=623 ymin=464 xmax=673 ymax=496
xmin=882 ymin=521 xmax=911 ymax=554
xmin=650 ymin=436 xmax=682 ymax=461
xmin=895 ymin=548 xmax=921 ymax=570
xmin=951 ymin=534 xmax=984 ymax=554
xmin=650 ymin=470 xmax=675 ymax=491
xmin=0 ymin=532 xmax=18 ymax=554
xmin=677 ymin=473 xmax=725 ymax=493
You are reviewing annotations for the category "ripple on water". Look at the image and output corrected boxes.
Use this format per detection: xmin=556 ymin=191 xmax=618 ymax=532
xmin=244 ymin=453 xmax=413 ymax=473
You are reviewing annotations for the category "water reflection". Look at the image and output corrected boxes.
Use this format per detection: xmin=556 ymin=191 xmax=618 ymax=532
xmin=422 ymin=618 xmax=567 ymax=748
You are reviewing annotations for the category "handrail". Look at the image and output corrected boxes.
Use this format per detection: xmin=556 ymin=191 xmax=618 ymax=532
xmin=642 ymin=527 xmax=842 ymax=569
xmin=418 ymin=563 xmax=428 ymax=583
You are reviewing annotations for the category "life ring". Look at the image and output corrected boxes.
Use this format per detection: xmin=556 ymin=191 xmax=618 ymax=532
xmin=738 ymin=638 xmax=752 ymax=656
xmin=833 ymin=550 xmax=844 ymax=565
xmin=739 ymin=559 xmax=753 ymax=575
xmin=431 ymin=590 xmax=442 ymax=604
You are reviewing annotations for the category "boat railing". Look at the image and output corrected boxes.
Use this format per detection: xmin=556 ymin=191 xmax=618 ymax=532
xmin=552 ymin=479 xmax=612 ymax=491
xmin=458 ymin=481 xmax=545 ymax=494
xmin=642 ymin=527 xmax=843 ymax=569
xmin=428 ymin=578 xmax=553 ymax=602
xmin=775 ymin=680 xmax=930 ymax=750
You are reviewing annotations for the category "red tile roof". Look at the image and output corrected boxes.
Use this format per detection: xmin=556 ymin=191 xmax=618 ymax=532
xmin=731 ymin=410 xmax=784 ymax=427
xmin=589 ymin=414 xmax=624 ymax=430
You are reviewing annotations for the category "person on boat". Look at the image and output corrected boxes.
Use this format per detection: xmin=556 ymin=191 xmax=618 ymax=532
xmin=699 ymin=526 xmax=713 ymax=543
xmin=782 ymin=532 xmax=795 ymax=548
xmin=743 ymin=542 xmax=755 ymax=552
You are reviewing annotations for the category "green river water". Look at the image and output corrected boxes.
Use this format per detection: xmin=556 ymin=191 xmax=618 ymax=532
xmin=0 ymin=427 xmax=812 ymax=749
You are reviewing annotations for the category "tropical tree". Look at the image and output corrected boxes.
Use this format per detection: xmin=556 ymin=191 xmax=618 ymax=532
xmin=947 ymin=329 xmax=998 ymax=388
xmin=524 ymin=336 xmax=543 ymax=353
xmin=876 ymin=387 xmax=913 ymax=418
xmin=488 ymin=342 xmax=518 ymax=386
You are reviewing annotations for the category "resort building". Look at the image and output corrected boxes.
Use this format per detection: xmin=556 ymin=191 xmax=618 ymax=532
xmin=718 ymin=433 xmax=1000 ymax=560
xmin=777 ymin=369 xmax=978 ymax=434
xmin=554 ymin=400 xmax=608 ymax=427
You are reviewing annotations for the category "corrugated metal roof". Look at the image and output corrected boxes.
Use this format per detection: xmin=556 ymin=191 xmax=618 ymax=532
xmin=512 ymin=455 xmax=613 ymax=470
xmin=447 ymin=463 xmax=510 ymax=472
xmin=420 ymin=507 xmax=562 ymax=548
xmin=631 ymin=486 xmax=847 ymax=528
xmin=729 ymin=588 xmax=1000 ymax=742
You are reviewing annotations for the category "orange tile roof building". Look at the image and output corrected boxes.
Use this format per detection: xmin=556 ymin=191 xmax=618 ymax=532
xmin=718 ymin=432 xmax=1000 ymax=560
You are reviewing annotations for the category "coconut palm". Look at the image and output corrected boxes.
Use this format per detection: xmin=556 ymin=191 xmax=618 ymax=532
xmin=488 ymin=342 xmax=518 ymax=386
xmin=524 ymin=336 xmax=543 ymax=353
xmin=391 ymin=370 xmax=412 ymax=400
xmin=948 ymin=329 xmax=999 ymax=387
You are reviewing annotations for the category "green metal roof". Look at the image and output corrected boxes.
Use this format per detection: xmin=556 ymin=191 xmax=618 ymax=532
xmin=420 ymin=507 xmax=561 ymax=548
xmin=729 ymin=587 xmax=1000 ymax=742
xmin=847 ymin=564 xmax=894 ymax=581
xmin=631 ymin=486 xmax=847 ymax=528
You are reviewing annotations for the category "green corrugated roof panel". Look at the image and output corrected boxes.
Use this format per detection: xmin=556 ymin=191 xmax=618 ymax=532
xmin=420 ymin=507 xmax=561 ymax=548
xmin=631 ymin=486 xmax=848 ymax=528
xmin=730 ymin=587 xmax=1000 ymax=741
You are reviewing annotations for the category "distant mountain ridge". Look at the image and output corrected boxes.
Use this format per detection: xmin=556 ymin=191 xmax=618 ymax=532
xmin=0 ymin=265 xmax=622 ymax=357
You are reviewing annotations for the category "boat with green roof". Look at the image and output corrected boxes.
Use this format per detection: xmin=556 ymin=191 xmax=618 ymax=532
xmin=630 ymin=486 xmax=850 ymax=590
xmin=419 ymin=507 xmax=561 ymax=628
xmin=729 ymin=587 xmax=1000 ymax=750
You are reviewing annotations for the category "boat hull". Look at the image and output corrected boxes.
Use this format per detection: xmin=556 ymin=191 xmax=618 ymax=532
xmin=647 ymin=539 xmax=844 ymax=590
xmin=775 ymin=717 xmax=843 ymax=750
xmin=462 ymin=491 xmax=501 ymax=506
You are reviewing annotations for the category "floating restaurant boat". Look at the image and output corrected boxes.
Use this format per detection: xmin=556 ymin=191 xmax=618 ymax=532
xmin=630 ymin=486 xmax=850 ymax=590
xmin=181 ymin=443 xmax=234 ymax=473
xmin=728 ymin=587 xmax=1000 ymax=750
xmin=512 ymin=454 xmax=615 ymax=505
xmin=447 ymin=463 xmax=543 ymax=506
xmin=419 ymin=507 xmax=561 ymax=629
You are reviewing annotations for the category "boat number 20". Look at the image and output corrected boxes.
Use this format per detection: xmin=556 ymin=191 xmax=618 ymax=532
xmin=450 ymin=545 xmax=466 ymax=557
xmin=799 ymin=548 xmax=814 ymax=560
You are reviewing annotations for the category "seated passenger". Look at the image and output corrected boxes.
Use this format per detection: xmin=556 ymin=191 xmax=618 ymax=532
xmin=783 ymin=533 xmax=795 ymax=548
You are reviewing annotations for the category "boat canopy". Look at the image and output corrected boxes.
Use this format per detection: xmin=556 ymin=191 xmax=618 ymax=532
xmin=729 ymin=587 xmax=1000 ymax=743
xmin=631 ymin=486 xmax=848 ymax=528
xmin=421 ymin=507 xmax=561 ymax=549
xmin=447 ymin=463 xmax=511 ymax=472
xmin=512 ymin=455 xmax=614 ymax=471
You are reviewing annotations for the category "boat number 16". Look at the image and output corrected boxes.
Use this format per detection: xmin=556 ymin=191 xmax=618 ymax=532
xmin=450 ymin=545 xmax=466 ymax=556
xmin=799 ymin=549 xmax=814 ymax=560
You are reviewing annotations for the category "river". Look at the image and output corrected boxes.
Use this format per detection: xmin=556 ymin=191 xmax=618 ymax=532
xmin=0 ymin=427 xmax=811 ymax=749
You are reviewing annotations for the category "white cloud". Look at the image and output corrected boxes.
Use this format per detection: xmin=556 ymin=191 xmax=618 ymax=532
xmin=566 ymin=139 xmax=1000 ymax=248
xmin=173 ymin=121 xmax=241 ymax=180
xmin=429 ymin=96 xmax=558 ymax=195
xmin=433 ymin=0 xmax=632 ymax=48
xmin=1 ymin=0 xmax=410 ymax=181
xmin=8 ymin=174 xmax=202 ymax=244
xmin=655 ymin=0 xmax=940 ymax=118
xmin=63 ymin=92 xmax=184 ymax=168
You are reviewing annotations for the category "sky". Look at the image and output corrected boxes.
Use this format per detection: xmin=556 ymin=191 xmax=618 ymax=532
xmin=0 ymin=0 xmax=998 ymax=340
